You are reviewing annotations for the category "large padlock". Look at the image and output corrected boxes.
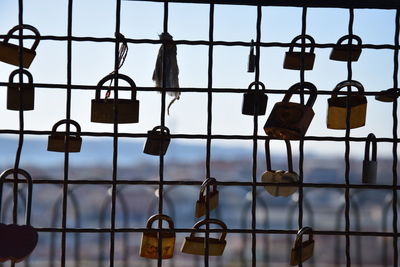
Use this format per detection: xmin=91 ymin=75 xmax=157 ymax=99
xmin=375 ymin=88 xmax=399 ymax=103
xmin=330 ymin=34 xmax=362 ymax=62
xmin=242 ymin=81 xmax=268 ymax=116
xmin=283 ymin=35 xmax=315 ymax=70
xmin=290 ymin=227 xmax=314 ymax=266
xmin=0 ymin=24 xmax=40 ymax=68
xmin=362 ymin=133 xmax=377 ymax=184
xmin=139 ymin=214 xmax=175 ymax=259
xmin=143 ymin=126 xmax=171 ymax=156
xmin=195 ymin=177 xmax=219 ymax=218
xmin=262 ymin=139 xmax=299 ymax=197
xmin=264 ymin=82 xmax=317 ymax=139
xmin=0 ymin=169 xmax=38 ymax=263
xmin=47 ymin=119 xmax=82 ymax=153
xmin=7 ymin=69 xmax=34 ymax=111
xmin=181 ymin=219 xmax=227 ymax=256
xmin=327 ymin=80 xmax=367 ymax=129
xmin=91 ymin=73 xmax=139 ymax=124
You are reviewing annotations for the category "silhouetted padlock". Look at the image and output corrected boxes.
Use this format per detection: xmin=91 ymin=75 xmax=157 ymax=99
xmin=0 ymin=24 xmax=40 ymax=68
xmin=47 ymin=119 xmax=82 ymax=153
xmin=330 ymin=34 xmax=362 ymax=62
xmin=91 ymin=73 xmax=139 ymax=123
xmin=195 ymin=178 xmax=219 ymax=218
xmin=247 ymin=39 xmax=255 ymax=73
xmin=264 ymin=82 xmax=317 ymax=139
xmin=7 ymin=69 xmax=34 ymax=111
xmin=143 ymin=126 xmax=171 ymax=156
xmin=140 ymin=214 xmax=175 ymax=259
xmin=327 ymin=80 xmax=367 ymax=129
xmin=290 ymin=227 xmax=314 ymax=266
xmin=362 ymin=133 xmax=377 ymax=184
xmin=375 ymin=88 xmax=399 ymax=103
xmin=242 ymin=81 xmax=268 ymax=116
xmin=262 ymin=139 xmax=299 ymax=197
xmin=181 ymin=219 xmax=227 ymax=256
xmin=283 ymin=35 xmax=315 ymax=70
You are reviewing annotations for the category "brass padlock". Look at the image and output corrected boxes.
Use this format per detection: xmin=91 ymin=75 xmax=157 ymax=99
xmin=330 ymin=34 xmax=362 ymax=62
xmin=262 ymin=139 xmax=299 ymax=197
xmin=283 ymin=35 xmax=315 ymax=70
xmin=327 ymin=80 xmax=367 ymax=129
xmin=375 ymin=88 xmax=399 ymax=103
xmin=143 ymin=126 xmax=171 ymax=156
xmin=242 ymin=81 xmax=268 ymax=116
xmin=195 ymin=177 xmax=219 ymax=218
xmin=181 ymin=219 xmax=227 ymax=256
xmin=0 ymin=24 xmax=40 ymax=68
xmin=7 ymin=69 xmax=34 ymax=111
xmin=140 ymin=214 xmax=175 ymax=259
xmin=91 ymin=73 xmax=139 ymax=124
xmin=264 ymin=82 xmax=317 ymax=139
xmin=290 ymin=227 xmax=314 ymax=266
xmin=362 ymin=133 xmax=377 ymax=184
xmin=47 ymin=119 xmax=82 ymax=153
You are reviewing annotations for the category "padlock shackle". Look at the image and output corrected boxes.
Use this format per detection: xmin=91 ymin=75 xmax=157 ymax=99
xmin=51 ymin=119 xmax=81 ymax=136
xmin=146 ymin=214 xmax=174 ymax=230
xmin=289 ymin=34 xmax=315 ymax=53
xmin=293 ymin=226 xmax=313 ymax=249
xmin=8 ymin=69 xmax=34 ymax=84
xmin=364 ymin=133 xmax=377 ymax=162
xmin=191 ymin=218 xmax=227 ymax=241
xmin=265 ymin=139 xmax=294 ymax=173
xmin=4 ymin=24 xmax=41 ymax=51
xmin=95 ymin=73 xmax=137 ymax=100
xmin=332 ymin=80 xmax=365 ymax=98
xmin=198 ymin=177 xmax=217 ymax=199
xmin=282 ymin=82 xmax=317 ymax=107
xmin=151 ymin=125 xmax=170 ymax=135
xmin=247 ymin=81 xmax=266 ymax=92
xmin=0 ymin=168 xmax=33 ymax=226
xmin=336 ymin=34 xmax=362 ymax=46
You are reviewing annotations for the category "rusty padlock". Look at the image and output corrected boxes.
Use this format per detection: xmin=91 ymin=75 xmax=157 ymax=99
xmin=143 ymin=126 xmax=171 ymax=156
xmin=327 ymin=80 xmax=367 ymax=129
xmin=264 ymin=82 xmax=317 ymax=140
xmin=242 ymin=81 xmax=268 ymax=116
xmin=330 ymin=34 xmax=362 ymax=62
xmin=283 ymin=35 xmax=316 ymax=70
xmin=7 ymin=69 xmax=34 ymax=111
xmin=262 ymin=139 xmax=299 ymax=197
xmin=139 ymin=214 xmax=175 ymax=259
xmin=290 ymin=227 xmax=314 ymax=265
xmin=91 ymin=73 xmax=139 ymax=124
xmin=0 ymin=24 xmax=40 ymax=68
xmin=181 ymin=219 xmax=227 ymax=256
xmin=375 ymin=88 xmax=399 ymax=103
xmin=47 ymin=119 xmax=82 ymax=153
xmin=362 ymin=133 xmax=377 ymax=184
xmin=195 ymin=177 xmax=219 ymax=218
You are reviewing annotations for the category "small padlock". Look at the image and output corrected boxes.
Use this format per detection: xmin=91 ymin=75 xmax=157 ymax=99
xmin=327 ymin=80 xmax=367 ymax=129
xmin=139 ymin=214 xmax=175 ymax=259
xmin=195 ymin=177 xmax=219 ymax=218
xmin=283 ymin=35 xmax=316 ymax=70
xmin=91 ymin=73 xmax=139 ymax=124
xmin=0 ymin=24 xmax=40 ymax=68
xmin=375 ymin=88 xmax=399 ymax=103
xmin=330 ymin=34 xmax=362 ymax=62
xmin=181 ymin=219 xmax=227 ymax=256
xmin=290 ymin=227 xmax=314 ymax=266
xmin=7 ymin=69 xmax=34 ymax=111
xmin=47 ymin=119 xmax=82 ymax=153
xmin=264 ymin=82 xmax=317 ymax=139
xmin=242 ymin=81 xmax=268 ymax=116
xmin=262 ymin=139 xmax=299 ymax=197
xmin=362 ymin=133 xmax=377 ymax=184
xmin=247 ymin=39 xmax=255 ymax=73
xmin=143 ymin=126 xmax=171 ymax=156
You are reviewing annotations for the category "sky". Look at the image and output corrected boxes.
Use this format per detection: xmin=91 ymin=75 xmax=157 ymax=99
xmin=0 ymin=0 xmax=399 ymax=159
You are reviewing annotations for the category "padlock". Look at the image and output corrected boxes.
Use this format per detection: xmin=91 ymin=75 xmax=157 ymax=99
xmin=362 ymin=133 xmax=377 ymax=184
xmin=262 ymin=139 xmax=299 ymax=197
xmin=0 ymin=24 xmax=40 ymax=68
xmin=7 ymin=69 xmax=34 ymax=111
xmin=47 ymin=119 xmax=82 ymax=153
xmin=264 ymin=82 xmax=317 ymax=139
xmin=327 ymin=80 xmax=367 ymax=129
xmin=0 ymin=168 xmax=38 ymax=263
xmin=330 ymin=34 xmax=362 ymax=62
xmin=283 ymin=35 xmax=316 ymax=70
xmin=290 ymin=227 xmax=314 ymax=265
xmin=195 ymin=177 xmax=219 ymax=218
xmin=91 ymin=73 xmax=139 ymax=124
xmin=375 ymin=88 xmax=399 ymax=103
xmin=143 ymin=126 xmax=171 ymax=156
xmin=181 ymin=219 xmax=227 ymax=256
xmin=139 ymin=214 xmax=175 ymax=259
xmin=242 ymin=81 xmax=268 ymax=116
xmin=247 ymin=39 xmax=255 ymax=73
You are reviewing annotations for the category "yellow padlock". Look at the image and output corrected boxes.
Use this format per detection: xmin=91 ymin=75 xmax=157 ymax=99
xmin=290 ymin=227 xmax=314 ymax=265
xmin=47 ymin=119 xmax=82 ymax=153
xmin=7 ymin=69 xmax=35 ymax=111
xmin=195 ymin=177 xmax=219 ymax=218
